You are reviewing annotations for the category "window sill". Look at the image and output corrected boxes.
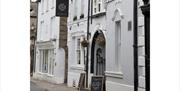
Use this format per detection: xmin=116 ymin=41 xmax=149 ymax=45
xmin=70 ymin=65 xmax=84 ymax=71
xmin=105 ymin=71 xmax=123 ymax=79
xmin=91 ymin=11 xmax=106 ymax=18
xmin=37 ymin=72 xmax=54 ymax=77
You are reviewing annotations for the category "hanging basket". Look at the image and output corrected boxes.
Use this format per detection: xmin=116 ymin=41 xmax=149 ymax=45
xmin=81 ymin=39 xmax=89 ymax=47
xmin=96 ymin=34 xmax=105 ymax=46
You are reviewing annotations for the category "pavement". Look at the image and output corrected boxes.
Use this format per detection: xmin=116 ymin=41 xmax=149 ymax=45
xmin=31 ymin=81 xmax=45 ymax=91
xmin=30 ymin=78 xmax=89 ymax=91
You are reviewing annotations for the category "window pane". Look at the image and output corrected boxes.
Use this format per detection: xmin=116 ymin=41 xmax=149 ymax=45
xmin=77 ymin=39 xmax=81 ymax=64
xmin=98 ymin=4 xmax=101 ymax=12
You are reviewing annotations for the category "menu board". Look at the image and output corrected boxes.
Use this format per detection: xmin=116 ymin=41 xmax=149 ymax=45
xmin=91 ymin=76 xmax=104 ymax=91
xmin=78 ymin=73 xmax=85 ymax=90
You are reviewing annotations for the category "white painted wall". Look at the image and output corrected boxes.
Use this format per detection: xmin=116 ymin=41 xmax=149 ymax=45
xmin=67 ymin=0 xmax=89 ymax=87
xmin=33 ymin=0 xmax=65 ymax=84
xmin=106 ymin=0 xmax=134 ymax=91
xmin=67 ymin=0 xmax=145 ymax=91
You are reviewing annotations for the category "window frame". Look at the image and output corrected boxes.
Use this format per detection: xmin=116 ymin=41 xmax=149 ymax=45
xmin=38 ymin=49 xmax=54 ymax=75
xmin=115 ymin=21 xmax=121 ymax=72
xmin=93 ymin=0 xmax=103 ymax=15
xmin=76 ymin=38 xmax=81 ymax=64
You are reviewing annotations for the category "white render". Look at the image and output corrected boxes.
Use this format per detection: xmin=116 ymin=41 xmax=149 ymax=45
xmin=33 ymin=0 xmax=65 ymax=84
xmin=67 ymin=0 xmax=88 ymax=87
xmin=67 ymin=0 xmax=145 ymax=91
xmin=106 ymin=0 xmax=134 ymax=90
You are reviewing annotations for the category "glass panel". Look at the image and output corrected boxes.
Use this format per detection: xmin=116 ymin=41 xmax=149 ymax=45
xmin=77 ymin=39 xmax=81 ymax=64
xmin=98 ymin=4 xmax=101 ymax=12
xmin=45 ymin=50 xmax=48 ymax=73
xmin=48 ymin=50 xmax=52 ymax=74
xmin=39 ymin=50 xmax=42 ymax=72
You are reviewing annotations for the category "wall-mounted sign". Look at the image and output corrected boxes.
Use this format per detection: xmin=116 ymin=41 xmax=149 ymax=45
xmin=56 ymin=0 xmax=69 ymax=17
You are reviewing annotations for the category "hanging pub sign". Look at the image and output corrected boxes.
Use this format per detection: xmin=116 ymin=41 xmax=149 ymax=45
xmin=56 ymin=0 xmax=69 ymax=17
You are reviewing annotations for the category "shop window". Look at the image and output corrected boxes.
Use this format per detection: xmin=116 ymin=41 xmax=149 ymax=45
xmin=39 ymin=49 xmax=54 ymax=75
xmin=42 ymin=50 xmax=48 ymax=73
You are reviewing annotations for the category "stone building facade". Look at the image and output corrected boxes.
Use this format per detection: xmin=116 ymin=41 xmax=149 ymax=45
xmin=33 ymin=0 xmax=68 ymax=84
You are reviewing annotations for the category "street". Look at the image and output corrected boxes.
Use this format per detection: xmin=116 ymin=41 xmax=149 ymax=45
xmin=30 ymin=78 xmax=86 ymax=91
xmin=31 ymin=81 xmax=47 ymax=91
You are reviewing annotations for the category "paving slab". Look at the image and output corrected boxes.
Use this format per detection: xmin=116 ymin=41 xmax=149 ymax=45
xmin=31 ymin=78 xmax=88 ymax=91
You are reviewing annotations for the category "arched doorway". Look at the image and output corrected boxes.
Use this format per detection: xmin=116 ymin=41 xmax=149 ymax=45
xmin=91 ymin=30 xmax=106 ymax=90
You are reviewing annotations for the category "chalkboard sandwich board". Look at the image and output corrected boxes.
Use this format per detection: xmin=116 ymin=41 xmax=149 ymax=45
xmin=91 ymin=76 xmax=104 ymax=91
xmin=78 ymin=73 xmax=86 ymax=90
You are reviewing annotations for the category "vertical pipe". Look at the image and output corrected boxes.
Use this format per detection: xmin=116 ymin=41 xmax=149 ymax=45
xmin=145 ymin=13 xmax=150 ymax=91
xmin=133 ymin=0 xmax=138 ymax=91
xmin=86 ymin=0 xmax=91 ymax=88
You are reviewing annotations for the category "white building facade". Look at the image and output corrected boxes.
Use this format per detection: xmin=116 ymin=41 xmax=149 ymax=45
xmin=67 ymin=0 xmax=146 ymax=91
xmin=33 ymin=0 xmax=66 ymax=84
xmin=67 ymin=0 xmax=88 ymax=87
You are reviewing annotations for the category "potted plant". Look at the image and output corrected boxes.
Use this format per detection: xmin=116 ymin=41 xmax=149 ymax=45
xmin=80 ymin=14 xmax=84 ymax=19
xmin=96 ymin=34 xmax=105 ymax=46
xmin=81 ymin=38 xmax=89 ymax=47
xmin=73 ymin=16 xmax=77 ymax=21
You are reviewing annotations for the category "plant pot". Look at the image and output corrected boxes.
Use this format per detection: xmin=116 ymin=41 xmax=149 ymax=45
xmin=96 ymin=35 xmax=105 ymax=46
xmin=81 ymin=39 xmax=89 ymax=47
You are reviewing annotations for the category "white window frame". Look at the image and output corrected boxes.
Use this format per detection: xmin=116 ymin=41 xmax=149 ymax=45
xmin=51 ymin=0 xmax=55 ymax=9
xmin=41 ymin=0 xmax=44 ymax=14
xmin=76 ymin=38 xmax=81 ymax=65
xmin=93 ymin=0 xmax=103 ymax=14
xmin=74 ymin=0 xmax=77 ymax=17
xmin=46 ymin=0 xmax=49 ymax=12
xmin=38 ymin=49 xmax=54 ymax=75
xmin=81 ymin=0 xmax=84 ymax=15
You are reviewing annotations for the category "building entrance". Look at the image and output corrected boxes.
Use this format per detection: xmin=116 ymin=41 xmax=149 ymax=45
xmin=91 ymin=30 xmax=106 ymax=91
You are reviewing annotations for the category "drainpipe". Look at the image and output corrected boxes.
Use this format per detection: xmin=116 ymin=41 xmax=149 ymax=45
xmin=85 ymin=0 xmax=91 ymax=88
xmin=141 ymin=0 xmax=150 ymax=91
xmin=133 ymin=0 xmax=138 ymax=91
